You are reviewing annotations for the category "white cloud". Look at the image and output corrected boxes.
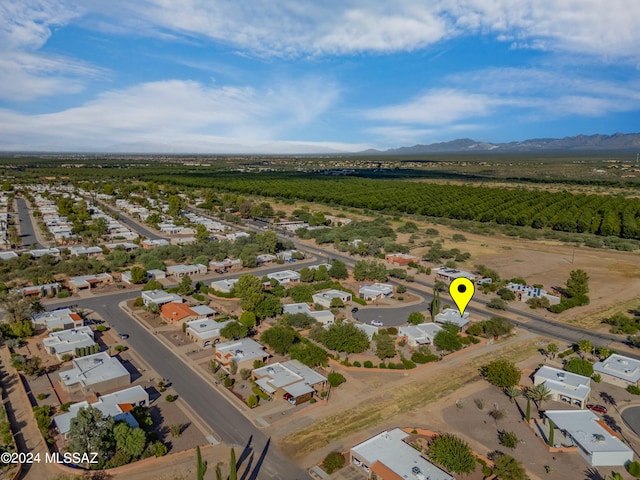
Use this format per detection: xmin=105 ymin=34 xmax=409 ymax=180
xmin=0 ymin=77 xmax=343 ymax=152
xmin=0 ymin=0 xmax=104 ymax=101
xmin=82 ymin=1 xmax=640 ymax=59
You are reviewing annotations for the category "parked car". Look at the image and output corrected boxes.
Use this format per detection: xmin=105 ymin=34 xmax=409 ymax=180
xmin=118 ymin=333 xmax=130 ymax=339
xmin=351 ymin=307 xmax=359 ymax=313
xmin=586 ymin=404 xmax=607 ymax=414
xmin=370 ymin=320 xmax=383 ymax=327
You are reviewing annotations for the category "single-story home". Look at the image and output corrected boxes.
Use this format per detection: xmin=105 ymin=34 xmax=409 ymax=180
xmin=166 ymin=264 xmax=208 ymax=277
xmin=593 ymin=354 xmax=640 ymax=388
xmin=58 ymin=352 xmax=130 ymax=395
xmin=20 ymin=282 xmax=62 ymax=298
xmin=350 ymin=428 xmax=454 ymax=480
xmin=160 ymin=303 xmax=198 ymax=323
xmin=69 ymin=246 xmax=103 ymax=257
xmin=359 ymin=283 xmax=394 ymax=301
xmin=385 ymin=253 xmax=420 ymax=266
xmin=266 ymin=270 xmax=301 ymax=284
xmin=210 ymin=278 xmax=238 ymax=294
xmin=355 ymin=323 xmax=379 ymax=340
xmin=43 ymin=326 xmax=96 ymax=360
xmin=398 ymin=323 xmax=443 ymax=347
xmin=186 ymin=318 xmax=235 ymax=348
xmin=256 ymin=254 xmax=278 ymax=264
xmin=282 ymin=303 xmax=334 ymax=327
xmin=53 ymin=385 xmax=148 ymax=438
xmin=141 ymin=239 xmax=170 ymax=249
xmin=533 ymin=365 xmax=591 ymax=408
xmin=434 ymin=308 xmax=470 ymax=329
xmin=312 ymin=289 xmax=352 ymax=308
xmin=32 ymin=308 xmax=84 ymax=331
xmin=544 ymin=410 xmax=634 ymax=466
xmin=506 ymin=282 xmax=561 ymax=305
xmin=215 ymin=338 xmax=268 ymax=372
xmin=433 ymin=267 xmax=477 ymax=283
xmin=146 ymin=269 xmax=166 ymax=280
xmin=140 ymin=289 xmax=183 ymax=307
xmin=253 ymin=360 xmax=327 ymax=405
xmin=190 ymin=305 xmax=216 ymax=318
xmin=68 ymin=273 xmax=113 ymax=292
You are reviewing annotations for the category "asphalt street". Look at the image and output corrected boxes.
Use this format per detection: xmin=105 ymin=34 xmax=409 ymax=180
xmin=73 ymin=291 xmax=311 ymax=480
xmin=95 ymin=201 xmax=165 ymax=241
xmin=14 ymin=196 xmax=41 ymax=248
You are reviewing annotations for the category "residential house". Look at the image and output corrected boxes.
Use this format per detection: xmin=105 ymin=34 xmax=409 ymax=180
xmin=214 ymin=338 xmax=268 ymax=372
xmin=593 ymin=354 xmax=640 ymax=388
xmin=166 ymin=264 xmax=208 ymax=277
xmin=160 ymin=303 xmax=198 ymax=324
xmin=253 ymin=360 xmax=327 ymax=405
xmin=69 ymin=246 xmax=103 ymax=257
xmin=398 ymin=323 xmax=443 ymax=347
xmin=32 ymin=309 xmax=83 ymax=331
xmin=68 ymin=273 xmax=113 ymax=293
xmin=544 ymin=410 xmax=634 ymax=466
xmin=266 ymin=270 xmax=301 ymax=284
xmin=43 ymin=327 xmax=96 ymax=360
xmin=54 ymin=385 xmax=148 ymax=438
xmin=434 ymin=308 xmax=470 ymax=329
xmin=58 ymin=352 xmax=130 ymax=395
xmin=210 ymin=278 xmax=238 ymax=294
xmin=256 ymin=254 xmax=277 ymax=264
xmin=432 ymin=267 xmax=477 ymax=283
xmin=533 ymin=365 xmax=591 ymax=408
xmin=312 ymin=289 xmax=352 ymax=308
xmin=146 ymin=269 xmax=166 ymax=280
xmin=506 ymin=282 xmax=561 ymax=305
xmin=282 ymin=303 xmax=335 ymax=327
xmin=186 ymin=318 xmax=235 ymax=348
xmin=355 ymin=323 xmax=378 ymax=340
xmin=20 ymin=282 xmax=62 ymax=298
xmin=140 ymin=289 xmax=183 ymax=307
xmin=29 ymin=248 xmax=60 ymax=258
xmin=190 ymin=305 xmax=216 ymax=318
xmin=350 ymin=428 xmax=454 ymax=480
xmin=385 ymin=253 xmax=420 ymax=266
xmin=141 ymin=239 xmax=170 ymax=249
xmin=209 ymin=258 xmax=241 ymax=271
xmin=359 ymin=283 xmax=394 ymax=301
xmin=225 ymin=232 xmax=250 ymax=241
xmin=276 ymin=250 xmax=302 ymax=261
xmin=0 ymin=251 xmax=18 ymax=260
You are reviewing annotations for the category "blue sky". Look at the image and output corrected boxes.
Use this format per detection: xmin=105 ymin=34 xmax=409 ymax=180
xmin=1 ymin=1 xmax=639 ymax=153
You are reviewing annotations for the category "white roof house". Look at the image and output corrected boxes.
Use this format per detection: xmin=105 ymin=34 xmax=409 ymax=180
xmin=545 ymin=410 xmax=634 ymax=466
xmin=282 ymin=303 xmax=334 ymax=327
xmin=534 ymin=366 xmax=591 ymax=408
xmin=506 ymin=282 xmax=561 ymax=305
xmin=593 ymin=354 xmax=640 ymax=387
xmin=398 ymin=323 xmax=443 ymax=347
xmin=266 ymin=270 xmax=301 ymax=284
xmin=58 ymin=352 xmax=130 ymax=394
xmin=185 ymin=318 xmax=234 ymax=348
xmin=32 ymin=308 xmax=83 ymax=331
xmin=43 ymin=327 xmax=95 ymax=359
xmin=210 ymin=278 xmax=238 ymax=293
xmin=190 ymin=305 xmax=216 ymax=318
xmin=140 ymin=289 xmax=183 ymax=306
xmin=283 ymin=303 xmax=313 ymax=315
xmin=253 ymin=360 xmax=327 ymax=400
xmin=434 ymin=308 xmax=470 ymax=329
xmin=355 ymin=323 xmax=379 ymax=340
xmin=54 ymin=385 xmax=148 ymax=436
xmin=350 ymin=428 xmax=454 ymax=480
xmin=0 ymin=251 xmax=18 ymax=260
xmin=215 ymin=338 xmax=268 ymax=369
xmin=433 ymin=267 xmax=476 ymax=282
xmin=166 ymin=264 xmax=207 ymax=277
xmin=312 ymin=289 xmax=352 ymax=308
xmin=146 ymin=269 xmax=166 ymax=280
xmin=359 ymin=283 xmax=394 ymax=300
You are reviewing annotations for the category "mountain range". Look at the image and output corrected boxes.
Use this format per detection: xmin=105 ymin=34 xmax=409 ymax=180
xmin=360 ymin=132 xmax=640 ymax=155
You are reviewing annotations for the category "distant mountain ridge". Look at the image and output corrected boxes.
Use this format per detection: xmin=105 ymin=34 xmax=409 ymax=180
xmin=363 ymin=132 xmax=640 ymax=154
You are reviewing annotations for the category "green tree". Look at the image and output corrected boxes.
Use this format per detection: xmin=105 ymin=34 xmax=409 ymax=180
xmin=577 ymin=339 xmax=593 ymax=358
xmin=500 ymin=431 xmax=518 ymax=449
xmin=407 ymin=311 xmax=425 ymax=325
xmin=330 ymin=297 xmax=344 ymax=308
xmin=146 ymin=302 xmax=160 ymax=316
xmin=68 ymin=406 xmax=115 ymax=461
xmin=504 ymin=386 xmax=522 ymax=403
xmin=234 ymin=274 xmax=266 ymax=312
xmin=323 ymin=452 xmax=345 ymax=474
xmin=487 ymin=298 xmax=508 ymax=310
xmin=314 ymin=265 xmax=330 ymax=282
xmin=546 ymin=343 xmax=559 ymax=359
xmin=254 ymin=295 xmax=282 ymax=320
xmin=23 ymin=356 xmax=43 ymax=376
xmin=428 ymin=434 xmax=476 ymax=475
xmin=220 ymin=321 xmax=249 ymax=340
xmin=0 ymin=291 xmax=33 ymax=324
xmin=481 ymin=359 xmax=521 ymax=388
xmin=299 ymin=267 xmax=315 ymax=283
xmin=113 ymin=422 xmax=146 ymax=458
xmin=564 ymin=357 xmax=594 ymax=377
xmin=196 ymin=445 xmax=208 ymax=480
xmin=260 ymin=324 xmax=297 ymax=354
xmin=433 ymin=329 xmax=462 ymax=352
xmin=142 ymin=279 xmax=164 ymax=291
xmin=328 ymin=372 xmax=346 ymax=387
xmin=239 ymin=311 xmax=257 ymax=329
xmin=527 ymin=384 xmax=552 ymax=408
xmin=374 ymin=333 xmax=396 ymax=359
xmin=178 ymin=274 xmax=193 ymax=295
xmin=167 ymin=195 xmax=185 ymax=217
xmin=493 ymin=454 xmax=528 ymax=480
xmin=329 ymin=260 xmax=348 ymax=279
xmin=497 ymin=288 xmax=516 ymax=301
xmin=195 ymin=224 xmax=210 ymax=244
xmin=322 ymin=322 xmax=370 ymax=354
xmin=229 ymin=447 xmax=237 ymax=480
xmin=548 ymin=419 xmax=555 ymax=447
xmin=282 ymin=312 xmax=316 ymax=329
xmin=566 ymin=269 xmax=590 ymax=298
xmin=130 ymin=266 xmax=146 ymax=284
xmin=430 ymin=289 xmax=441 ymax=319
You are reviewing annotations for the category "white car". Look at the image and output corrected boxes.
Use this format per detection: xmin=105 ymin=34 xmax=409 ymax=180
xmin=370 ymin=320 xmax=384 ymax=327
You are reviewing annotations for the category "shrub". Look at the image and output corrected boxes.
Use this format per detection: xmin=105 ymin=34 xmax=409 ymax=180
xmin=386 ymin=327 xmax=398 ymax=335
xmin=323 ymin=452 xmax=345 ymax=474
xmin=401 ymin=358 xmax=416 ymax=369
xmin=247 ymin=395 xmax=258 ymax=408
xmin=114 ymin=345 xmax=127 ymax=352
xmin=564 ymin=357 xmax=594 ymax=377
xmin=428 ymin=434 xmax=476 ymax=474
xmin=379 ymin=362 xmax=386 ymax=369
xmin=363 ymin=360 xmax=373 ymax=368
xmin=133 ymin=297 xmax=144 ymax=307
xmin=224 ymin=377 xmax=234 ymax=388
xmin=96 ymin=325 xmax=107 ymax=332
xmin=500 ymin=431 xmax=518 ymax=449
xmin=627 ymin=461 xmax=640 ymax=477
xmin=60 ymin=402 xmax=72 ymax=412
xmin=56 ymin=289 xmax=71 ymax=298
xmin=252 ymin=386 xmax=269 ymax=400
xmin=165 ymin=394 xmax=176 ymax=402
xmin=627 ymin=385 xmax=640 ymax=395
xmin=352 ymin=361 xmax=361 ymax=367
xmin=411 ymin=351 xmax=439 ymax=364
xmin=328 ymin=372 xmax=346 ymax=387
xmin=481 ymin=359 xmax=521 ymax=388
xmin=592 ymin=373 xmax=601 ymax=383
xmin=60 ymin=354 xmax=73 ymax=362
xmin=309 ymin=398 xmax=317 ymax=404
xmin=36 ymin=393 xmax=48 ymax=401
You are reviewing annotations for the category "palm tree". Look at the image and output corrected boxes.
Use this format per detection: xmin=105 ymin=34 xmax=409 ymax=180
xmin=546 ymin=343 xmax=558 ymax=359
xmin=504 ymin=386 xmax=522 ymax=403
xmin=527 ymin=383 xmax=552 ymax=409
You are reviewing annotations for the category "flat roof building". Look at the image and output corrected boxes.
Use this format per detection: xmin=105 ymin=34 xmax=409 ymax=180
xmin=266 ymin=270 xmax=301 ymax=284
xmin=350 ymin=428 xmax=454 ymax=480
xmin=359 ymin=283 xmax=394 ymax=301
xmin=215 ymin=338 xmax=268 ymax=372
xmin=253 ymin=360 xmax=327 ymax=405
xmin=58 ymin=352 xmax=130 ymax=395
xmin=398 ymin=323 xmax=443 ymax=347
xmin=434 ymin=308 xmax=470 ymax=329
xmin=186 ymin=318 xmax=234 ymax=348
xmin=534 ymin=365 xmax=591 ymax=408
xmin=43 ymin=327 xmax=96 ymax=360
xmin=210 ymin=278 xmax=238 ymax=293
xmin=32 ymin=308 xmax=83 ymax=331
xmin=593 ymin=354 xmax=640 ymax=387
xmin=312 ymin=289 xmax=352 ymax=308
xmin=140 ymin=289 xmax=183 ymax=306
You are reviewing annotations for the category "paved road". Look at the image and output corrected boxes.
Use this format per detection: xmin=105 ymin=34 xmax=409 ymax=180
xmin=14 ymin=196 xmax=41 ymax=248
xmin=94 ymin=201 xmax=165 ymax=241
xmin=72 ymin=292 xmax=310 ymax=480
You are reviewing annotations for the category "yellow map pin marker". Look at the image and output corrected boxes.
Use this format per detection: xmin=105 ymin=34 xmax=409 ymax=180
xmin=449 ymin=278 xmax=474 ymax=316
